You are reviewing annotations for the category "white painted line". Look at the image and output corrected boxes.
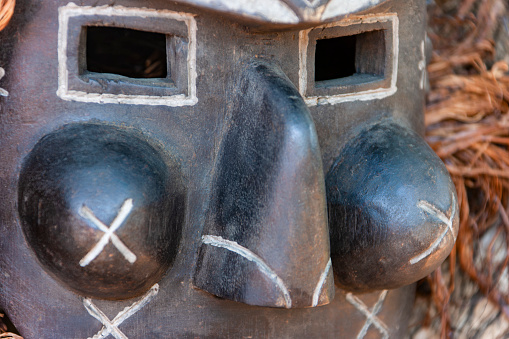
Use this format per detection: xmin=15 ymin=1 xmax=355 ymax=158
xmin=305 ymin=87 xmax=398 ymax=106
xmin=312 ymin=258 xmax=331 ymax=307
xmin=321 ymin=0 xmax=385 ymax=21
xmin=410 ymin=193 xmax=457 ymax=265
xmin=202 ymin=235 xmax=292 ymax=308
xmin=298 ymin=29 xmax=310 ymax=96
xmin=346 ymin=290 xmax=389 ymax=339
xmin=79 ymin=199 xmax=137 ymax=267
xmin=298 ymin=13 xmax=399 ymax=106
xmin=57 ymin=3 xmax=198 ymax=106
xmin=84 ymin=283 xmax=159 ymax=339
xmin=418 ymin=196 xmax=456 ymax=235
xmin=0 ymin=67 xmax=8 ymax=97
xmin=180 ymin=0 xmax=298 ymax=24
xmin=303 ymin=0 xmax=321 ymax=7
xmin=419 ymin=39 xmax=426 ymax=90
xmin=409 ymin=227 xmax=449 ymax=265
xmin=84 ymin=298 xmax=127 ymax=339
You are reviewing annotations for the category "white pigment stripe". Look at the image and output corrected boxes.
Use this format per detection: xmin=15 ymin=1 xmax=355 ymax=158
xmin=202 ymin=235 xmax=292 ymax=308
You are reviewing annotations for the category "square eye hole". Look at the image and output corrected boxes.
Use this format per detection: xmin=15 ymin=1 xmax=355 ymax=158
xmin=86 ymin=26 xmax=168 ymax=79
xmin=78 ymin=24 xmax=188 ymax=93
xmin=299 ymin=14 xmax=398 ymax=105
xmin=58 ymin=4 xmax=197 ymax=106
xmin=314 ymin=30 xmax=385 ymax=86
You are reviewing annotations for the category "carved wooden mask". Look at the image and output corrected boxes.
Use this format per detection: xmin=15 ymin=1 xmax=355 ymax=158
xmin=0 ymin=0 xmax=458 ymax=337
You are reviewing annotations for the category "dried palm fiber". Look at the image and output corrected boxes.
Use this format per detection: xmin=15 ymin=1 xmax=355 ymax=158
xmin=0 ymin=0 xmax=14 ymax=32
xmin=0 ymin=313 xmax=20 ymax=338
xmin=0 ymin=333 xmax=22 ymax=339
xmin=425 ymin=0 xmax=509 ymax=337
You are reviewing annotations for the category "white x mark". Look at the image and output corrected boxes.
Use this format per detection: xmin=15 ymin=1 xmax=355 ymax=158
xmin=83 ymin=283 xmax=159 ymax=339
xmin=410 ymin=193 xmax=457 ymax=265
xmin=79 ymin=199 xmax=137 ymax=267
xmin=346 ymin=290 xmax=389 ymax=339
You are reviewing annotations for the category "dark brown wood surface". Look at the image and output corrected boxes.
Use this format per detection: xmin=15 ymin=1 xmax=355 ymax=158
xmin=0 ymin=0 xmax=458 ymax=337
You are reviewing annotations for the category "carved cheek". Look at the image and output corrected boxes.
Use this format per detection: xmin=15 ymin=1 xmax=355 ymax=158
xmin=18 ymin=123 xmax=186 ymax=300
xmin=326 ymin=121 xmax=459 ymax=292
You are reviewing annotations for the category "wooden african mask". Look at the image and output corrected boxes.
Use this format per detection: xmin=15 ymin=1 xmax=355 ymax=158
xmin=0 ymin=0 xmax=458 ymax=337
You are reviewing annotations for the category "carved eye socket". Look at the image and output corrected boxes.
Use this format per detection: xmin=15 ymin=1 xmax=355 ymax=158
xmin=315 ymin=35 xmax=357 ymax=82
xmin=86 ymin=26 xmax=168 ymax=79
xmin=57 ymin=4 xmax=197 ymax=106
xmin=77 ymin=24 xmax=188 ymax=96
xmin=298 ymin=13 xmax=398 ymax=106
xmin=314 ymin=30 xmax=386 ymax=85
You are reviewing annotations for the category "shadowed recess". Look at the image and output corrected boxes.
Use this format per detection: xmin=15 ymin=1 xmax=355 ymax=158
xmin=86 ymin=26 xmax=167 ymax=78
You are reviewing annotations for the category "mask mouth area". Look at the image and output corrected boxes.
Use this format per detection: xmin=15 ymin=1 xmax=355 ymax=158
xmin=193 ymin=60 xmax=333 ymax=308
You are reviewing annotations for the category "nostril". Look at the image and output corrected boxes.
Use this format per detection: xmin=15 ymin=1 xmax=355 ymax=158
xmin=18 ymin=123 xmax=186 ymax=300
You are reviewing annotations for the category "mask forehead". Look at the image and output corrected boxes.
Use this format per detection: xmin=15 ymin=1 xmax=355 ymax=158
xmin=171 ymin=0 xmax=388 ymax=28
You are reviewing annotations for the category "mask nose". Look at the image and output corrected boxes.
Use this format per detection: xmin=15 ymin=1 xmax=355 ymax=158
xmin=194 ymin=60 xmax=333 ymax=308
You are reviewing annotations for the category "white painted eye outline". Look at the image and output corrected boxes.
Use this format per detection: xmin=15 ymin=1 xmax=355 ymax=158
xmin=167 ymin=0 xmax=388 ymax=24
xmin=57 ymin=3 xmax=198 ymax=107
xmin=0 ymin=67 xmax=8 ymax=97
xmin=298 ymin=13 xmax=399 ymax=107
